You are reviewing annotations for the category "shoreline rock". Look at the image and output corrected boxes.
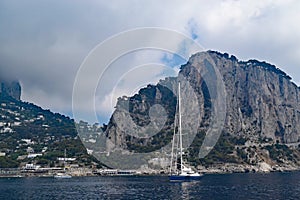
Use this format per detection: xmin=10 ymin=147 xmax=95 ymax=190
xmin=198 ymin=163 xmax=300 ymax=174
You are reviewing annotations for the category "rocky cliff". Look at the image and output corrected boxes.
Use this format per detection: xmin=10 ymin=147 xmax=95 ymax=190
xmin=190 ymin=51 xmax=300 ymax=144
xmin=0 ymin=81 xmax=21 ymax=100
xmin=101 ymin=51 xmax=300 ymax=170
xmin=106 ymin=51 xmax=300 ymax=147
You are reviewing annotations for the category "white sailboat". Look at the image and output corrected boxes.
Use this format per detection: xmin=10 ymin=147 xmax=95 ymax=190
xmin=54 ymin=149 xmax=72 ymax=179
xmin=169 ymin=82 xmax=202 ymax=181
xmin=54 ymin=172 xmax=72 ymax=179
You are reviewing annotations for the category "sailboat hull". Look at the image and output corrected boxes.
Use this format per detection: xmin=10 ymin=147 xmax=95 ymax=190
xmin=169 ymin=175 xmax=202 ymax=181
xmin=54 ymin=175 xmax=72 ymax=179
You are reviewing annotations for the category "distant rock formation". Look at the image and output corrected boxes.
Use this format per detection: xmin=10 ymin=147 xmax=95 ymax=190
xmin=0 ymin=81 xmax=21 ymax=100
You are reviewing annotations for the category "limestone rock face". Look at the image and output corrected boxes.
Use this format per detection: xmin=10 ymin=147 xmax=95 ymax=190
xmin=105 ymin=51 xmax=300 ymax=149
xmin=202 ymin=51 xmax=300 ymax=143
xmin=0 ymin=81 xmax=21 ymax=100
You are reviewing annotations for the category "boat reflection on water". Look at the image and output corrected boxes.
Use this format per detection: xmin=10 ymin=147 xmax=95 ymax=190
xmin=181 ymin=181 xmax=198 ymax=200
xmin=170 ymin=180 xmax=200 ymax=200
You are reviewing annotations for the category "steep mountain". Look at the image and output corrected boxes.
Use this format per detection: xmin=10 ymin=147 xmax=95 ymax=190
xmin=203 ymin=51 xmax=299 ymax=143
xmin=103 ymin=51 xmax=300 ymax=171
xmin=0 ymin=83 xmax=95 ymax=168
xmin=177 ymin=51 xmax=300 ymax=144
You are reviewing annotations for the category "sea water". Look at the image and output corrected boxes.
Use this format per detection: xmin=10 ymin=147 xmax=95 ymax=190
xmin=1 ymin=172 xmax=300 ymax=199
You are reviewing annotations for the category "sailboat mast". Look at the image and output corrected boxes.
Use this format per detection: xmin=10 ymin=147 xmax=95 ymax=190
xmin=170 ymin=128 xmax=175 ymax=174
xmin=178 ymin=82 xmax=183 ymax=174
xmin=170 ymin=83 xmax=179 ymax=175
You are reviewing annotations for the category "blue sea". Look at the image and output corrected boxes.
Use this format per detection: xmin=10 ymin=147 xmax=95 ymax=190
xmin=1 ymin=172 xmax=300 ymax=199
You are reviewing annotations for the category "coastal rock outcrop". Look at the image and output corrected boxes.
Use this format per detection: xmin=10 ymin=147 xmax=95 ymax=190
xmin=0 ymin=81 xmax=21 ymax=100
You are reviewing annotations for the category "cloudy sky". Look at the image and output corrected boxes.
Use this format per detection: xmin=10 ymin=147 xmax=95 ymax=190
xmin=1 ymin=0 xmax=300 ymax=124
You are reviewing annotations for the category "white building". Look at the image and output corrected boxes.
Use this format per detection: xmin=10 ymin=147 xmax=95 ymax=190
xmin=57 ymin=157 xmax=76 ymax=161
xmin=24 ymin=164 xmax=41 ymax=170
xmin=27 ymin=153 xmax=43 ymax=158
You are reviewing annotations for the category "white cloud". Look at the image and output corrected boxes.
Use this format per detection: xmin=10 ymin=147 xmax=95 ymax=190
xmin=94 ymin=50 xmax=179 ymax=120
xmin=1 ymin=0 xmax=300 ymax=123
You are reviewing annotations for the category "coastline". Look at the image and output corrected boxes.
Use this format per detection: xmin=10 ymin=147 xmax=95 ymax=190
xmin=198 ymin=163 xmax=300 ymax=174
xmin=1 ymin=163 xmax=300 ymax=178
